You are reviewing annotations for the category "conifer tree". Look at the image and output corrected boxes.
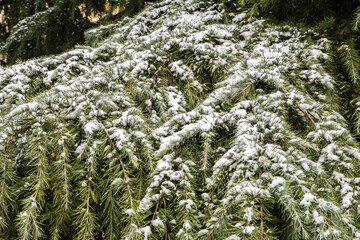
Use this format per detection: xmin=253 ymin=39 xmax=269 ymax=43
xmin=1 ymin=0 xmax=360 ymax=239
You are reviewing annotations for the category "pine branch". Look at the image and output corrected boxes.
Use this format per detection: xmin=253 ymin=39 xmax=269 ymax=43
xmin=232 ymin=80 xmax=259 ymax=102
xmin=296 ymin=103 xmax=315 ymax=125
xmin=17 ymin=133 xmax=51 ymax=240
xmin=0 ymin=140 xmax=17 ymax=233
xmin=296 ymin=103 xmax=330 ymax=144
xmin=354 ymin=6 xmax=360 ymax=31
xmin=201 ymin=134 xmax=213 ymax=172
xmin=276 ymin=194 xmax=310 ymax=240
xmin=100 ymin=181 xmax=122 ymax=240
xmin=259 ymin=169 xmax=264 ymax=240
xmin=340 ymin=46 xmax=360 ymax=91
xmin=97 ymin=119 xmax=134 ymax=210
xmin=74 ymin=182 xmax=98 ymax=240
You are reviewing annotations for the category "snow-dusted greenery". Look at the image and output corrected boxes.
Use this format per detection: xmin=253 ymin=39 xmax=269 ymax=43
xmin=0 ymin=0 xmax=146 ymax=65
xmin=1 ymin=0 xmax=360 ymax=239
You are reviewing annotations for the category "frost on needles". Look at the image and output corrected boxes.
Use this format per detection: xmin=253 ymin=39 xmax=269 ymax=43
xmin=0 ymin=0 xmax=360 ymax=239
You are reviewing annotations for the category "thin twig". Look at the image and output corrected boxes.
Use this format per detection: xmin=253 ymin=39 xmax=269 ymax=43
xmin=345 ymin=78 xmax=360 ymax=95
xmin=296 ymin=104 xmax=330 ymax=144
xmin=303 ymin=87 xmax=317 ymax=101
xmin=296 ymin=104 xmax=315 ymax=125
xmin=232 ymin=80 xmax=259 ymax=101
xmin=149 ymin=202 xmax=160 ymax=227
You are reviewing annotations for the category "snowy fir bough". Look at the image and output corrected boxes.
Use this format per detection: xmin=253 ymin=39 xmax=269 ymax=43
xmin=1 ymin=0 xmax=360 ymax=239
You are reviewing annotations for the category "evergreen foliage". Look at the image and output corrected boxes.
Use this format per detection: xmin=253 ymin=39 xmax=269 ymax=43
xmin=242 ymin=0 xmax=360 ymax=139
xmin=1 ymin=0 xmax=360 ymax=239
xmin=0 ymin=0 xmax=145 ymax=65
xmin=242 ymin=0 xmax=359 ymax=22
